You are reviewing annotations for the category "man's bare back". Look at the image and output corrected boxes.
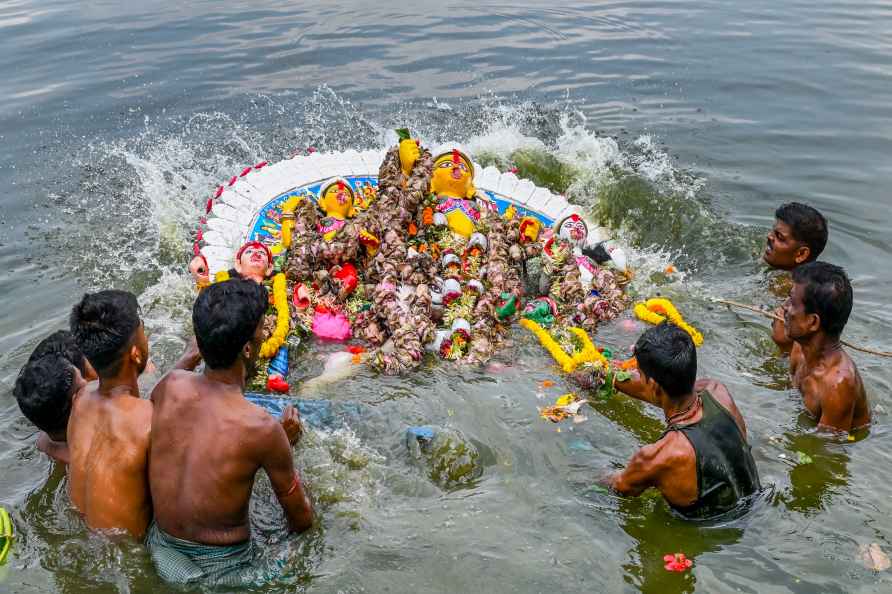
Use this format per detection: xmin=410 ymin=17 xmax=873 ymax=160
xmin=67 ymin=384 xmax=153 ymax=538
xmin=67 ymin=289 xmax=152 ymax=538
xmin=790 ymin=342 xmax=870 ymax=432
xmin=149 ymin=370 xmax=312 ymax=545
xmin=610 ymin=378 xmax=750 ymax=509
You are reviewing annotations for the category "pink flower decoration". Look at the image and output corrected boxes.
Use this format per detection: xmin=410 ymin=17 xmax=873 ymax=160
xmin=312 ymin=309 xmax=352 ymax=341
xmin=663 ymin=553 xmax=693 ymax=572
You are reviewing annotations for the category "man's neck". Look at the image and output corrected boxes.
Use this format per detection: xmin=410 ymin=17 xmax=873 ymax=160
xmin=663 ymin=391 xmax=700 ymax=425
xmin=203 ymin=364 xmax=246 ymax=390
xmin=796 ymin=332 xmax=842 ymax=368
xmin=97 ymin=370 xmax=140 ymax=398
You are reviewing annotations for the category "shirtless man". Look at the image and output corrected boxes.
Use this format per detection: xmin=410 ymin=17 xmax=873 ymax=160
xmin=763 ymin=202 xmax=828 ymax=351
xmin=583 ymin=323 xmax=760 ymax=519
xmin=13 ymin=331 xmax=97 ymax=464
xmin=67 ymin=290 xmax=153 ymax=538
xmin=147 ymin=279 xmax=313 ymax=586
xmin=773 ymin=261 xmax=870 ymax=433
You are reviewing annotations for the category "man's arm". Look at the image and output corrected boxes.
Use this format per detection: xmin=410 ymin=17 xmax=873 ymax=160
xmin=813 ymin=374 xmax=857 ymax=433
xmin=613 ymin=369 xmax=660 ymax=407
xmin=171 ymin=337 xmax=202 ymax=371
xmin=771 ymin=308 xmax=794 ymax=355
xmin=259 ymin=412 xmax=314 ymax=533
xmin=605 ymin=442 xmax=663 ymax=497
xmin=36 ymin=433 xmax=70 ymax=465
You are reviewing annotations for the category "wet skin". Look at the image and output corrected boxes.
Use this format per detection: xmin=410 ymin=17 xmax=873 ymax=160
xmin=764 ymin=218 xmax=816 ymax=353
xmin=763 ymin=219 xmax=812 ymax=272
xmin=148 ymin=322 xmax=313 ymax=546
xmin=607 ymin=375 xmax=749 ymax=509
xmin=67 ymin=323 xmax=152 ymax=539
xmin=778 ymin=282 xmax=870 ymax=432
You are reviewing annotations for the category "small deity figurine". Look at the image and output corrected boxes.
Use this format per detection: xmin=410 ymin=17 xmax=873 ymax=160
xmin=399 ymin=144 xmax=493 ymax=241
xmin=188 ymin=240 xmax=292 ymax=393
xmin=538 ymin=214 xmax=629 ymax=330
xmin=233 ymin=241 xmax=274 ymax=283
xmin=317 ymin=179 xmax=357 ymax=241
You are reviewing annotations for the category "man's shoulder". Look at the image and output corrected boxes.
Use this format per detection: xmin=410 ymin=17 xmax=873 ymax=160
xmin=640 ymin=432 xmax=694 ymax=470
xmin=818 ymin=351 xmax=863 ymax=396
xmin=151 ymin=369 xmax=201 ymax=402
xmin=695 ymin=378 xmax=735 ymax=405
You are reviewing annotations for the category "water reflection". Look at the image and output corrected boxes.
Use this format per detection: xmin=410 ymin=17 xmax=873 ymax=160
xmin=773 ymin=430 xmax=851 ymax=516
xmin=618 ymin=496 xmax=744 ymax=594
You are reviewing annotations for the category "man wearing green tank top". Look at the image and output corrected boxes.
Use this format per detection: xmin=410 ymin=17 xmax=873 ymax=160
xmin=598 ymin=323 xmax=761 ymax=519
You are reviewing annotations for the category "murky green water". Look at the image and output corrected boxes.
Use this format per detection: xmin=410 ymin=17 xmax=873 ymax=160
xmin=1 ymin=1 xmax=891 ymax=592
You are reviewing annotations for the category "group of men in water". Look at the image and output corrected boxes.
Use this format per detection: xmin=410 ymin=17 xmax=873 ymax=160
xmin=14 ymin=281 xmax=313 ymax=583
xmin=601 ymin=202 xmax=869 ymax=518
xmin=12 ymin=200 xmax=869 ymax=583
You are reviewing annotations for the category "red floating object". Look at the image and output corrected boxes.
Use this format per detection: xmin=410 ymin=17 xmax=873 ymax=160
xmin=663 ymin=553 xmax=693 ymax=572
xmin=266 ymin=375 xmax=290 ymax=393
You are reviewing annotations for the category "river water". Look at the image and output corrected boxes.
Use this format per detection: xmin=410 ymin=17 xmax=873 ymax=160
xmin=1 ymin=1 xmax=891 ymax=592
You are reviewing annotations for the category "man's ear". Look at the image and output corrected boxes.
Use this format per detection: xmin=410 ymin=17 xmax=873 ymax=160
xmin=806 ymin=312 xmax=822 ymax=334
xmin=242 ymin=340 xmax=253 ymax=362
xmin=130 ymin=344 xmax=143 ymax=368
xmin=794 ymin=245 xmax=811 ymax=265
xmin=645 ymin=376 xmax=659 ymax=398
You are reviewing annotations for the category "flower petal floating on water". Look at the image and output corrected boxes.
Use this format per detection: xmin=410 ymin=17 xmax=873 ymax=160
xmin=663 ymin=553 xmax=693 ymax=572
xmin=858 ymin=543 xmax=891 ymax=572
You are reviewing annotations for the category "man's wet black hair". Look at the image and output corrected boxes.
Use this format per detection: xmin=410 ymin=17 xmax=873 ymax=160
xmin=792 ymin=261 xmax=852 ymax=338
xmin=70 ymin=290 xmax=141 ymax=375
xmin=634 ymin=322 xmax=697 ymax=399
xmin=13 ymin=354 xmax=76 ymax=435
xmin=28 ymin=330 xmax=88 ymax=377
xmin=193 ymin=279 xmax=268 ymax=370
xmin=775 ymin=202 xmax=828 ymax=261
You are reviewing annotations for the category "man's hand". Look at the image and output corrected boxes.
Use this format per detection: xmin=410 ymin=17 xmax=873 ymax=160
xmin=771 ymin=307 xmax=794 ymax=354
xmin=172 ymin=336 xmax=203 ymax=371
xmin=399 ymin=138 xmax=420 ymax=176
xmin=280 ymin=405 xmax=304 ymax=446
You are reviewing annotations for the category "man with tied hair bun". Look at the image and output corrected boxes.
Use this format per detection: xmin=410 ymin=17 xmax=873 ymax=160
xmin=67 ymin=289 xmax=154 ymax=538
xmin=773 ymin=261 xmax=870 ymax=433
xmin=147 ymin=279 xmax=313 ymax=587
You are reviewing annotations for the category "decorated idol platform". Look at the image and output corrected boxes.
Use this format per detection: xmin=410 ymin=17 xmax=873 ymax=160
xmin=189 ymin=131 xmax=637 ymax=399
